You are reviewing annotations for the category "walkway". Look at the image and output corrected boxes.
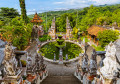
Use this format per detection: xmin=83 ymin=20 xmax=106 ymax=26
xmin=41 ymin=76 xmax=82 ymax=84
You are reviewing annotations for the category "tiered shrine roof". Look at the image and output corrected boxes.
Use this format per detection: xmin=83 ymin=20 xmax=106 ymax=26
xmin=31 ymin=13 xmax=43 ymax=23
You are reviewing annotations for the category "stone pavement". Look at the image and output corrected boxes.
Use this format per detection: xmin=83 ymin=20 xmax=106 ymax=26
xmin=41 ymin=76 xmax=82 ymax=84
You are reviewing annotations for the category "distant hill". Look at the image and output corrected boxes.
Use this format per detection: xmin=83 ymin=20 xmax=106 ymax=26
xmin=28 ymin=4 xmax=120 ymax=33
xmin=28 ymin=9 xmax=82 ymax=18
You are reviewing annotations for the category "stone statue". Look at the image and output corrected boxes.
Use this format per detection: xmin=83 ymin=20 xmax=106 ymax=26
xmin=100 ymin=42 xmax=119 ymax=79
xmin=89 ymin=49 xmax=97 ymax=75
xmin=65 ymin=54 xmax=69 ymax=61
xmin=82 ymin=53 xmax=88 ymax=72
xmin=3 ymin=43 xmax=17 ymax=76
xmin=53 ymin=53 xmax=56 ymax=61
xmin=31 ymin=25 xmax=39 ymax=41
xmin=26 ymin=53 xmax=33 ymax=69
xmin=4 ymin=43 xmax=13 ymax=60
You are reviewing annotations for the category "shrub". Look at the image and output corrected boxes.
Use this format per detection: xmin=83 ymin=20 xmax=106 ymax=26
xmin=97 ymin=30 xmax=119 ymax=47
xmin=39 ymin=35 xmax=48 ymax=42
xmin=21 ymin=60 xmax=26 ymax=67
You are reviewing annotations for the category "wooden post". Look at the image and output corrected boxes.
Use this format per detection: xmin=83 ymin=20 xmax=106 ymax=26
xmin=87 ymin=34 xmax=89 ymax=38
xmin=97 ymin=40 xmax=99 ymax=46
xmin=94 ymin=37 xmax=96 ymax=43
xmin=90 ymin=35 xmax=91 ymax=40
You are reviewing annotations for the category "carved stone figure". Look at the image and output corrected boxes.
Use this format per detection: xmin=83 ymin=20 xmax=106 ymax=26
xmin=100 ymin=42 xmax=119 ymax=79
xmin=82 ymin=53 xmax=88 ymax=72
xmin=4 ymin=43 xmax=13 ymax=60
xmin=53 ymin=53 xmax=56 ymax=61
xmin=27 ymin=53 xmax=33 ymax=69
xmin=31 ymin=25 xmax=39 ymax=41
xmin=89 ymin=49 xmax=97 ymax=75
xmin=65 ymin=54 xmax=69 ymax=61
xmin=3 ymin=43 xmax=17 ymax=76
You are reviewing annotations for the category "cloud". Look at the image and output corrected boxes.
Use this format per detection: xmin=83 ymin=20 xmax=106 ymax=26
xmin=89 ymin=0 xmax=120 ymax=5
xmin=54 ymin=0 xmax=120 ymax=6
xmin=54 ymin=0 xmax=92 ymax=5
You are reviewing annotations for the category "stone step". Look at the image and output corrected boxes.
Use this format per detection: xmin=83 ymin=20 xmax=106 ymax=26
xmin=41 ymin=76 xmax=82 ymax=84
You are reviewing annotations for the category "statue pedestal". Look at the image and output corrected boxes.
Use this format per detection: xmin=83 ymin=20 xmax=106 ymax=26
xmin=59 ymin=55 xmax=63 ymax=64
xmin=59 ymin=48 xmax=63 ymax=64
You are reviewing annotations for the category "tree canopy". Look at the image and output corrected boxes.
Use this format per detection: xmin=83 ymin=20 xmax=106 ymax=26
xmin=97 ymin=30 xmax=119 ymax=47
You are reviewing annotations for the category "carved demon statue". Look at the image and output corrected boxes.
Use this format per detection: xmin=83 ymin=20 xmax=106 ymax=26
xmin=3 ymin=43 xmax=18 ymax=76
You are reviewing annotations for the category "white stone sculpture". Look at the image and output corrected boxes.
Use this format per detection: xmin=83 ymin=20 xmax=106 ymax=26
xmin=99 ymin=42 xmax=119 ymax=79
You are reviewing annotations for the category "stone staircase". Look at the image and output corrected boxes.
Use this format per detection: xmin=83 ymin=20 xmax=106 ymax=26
xmin=41 ymin=76 xmax=82 ymax=84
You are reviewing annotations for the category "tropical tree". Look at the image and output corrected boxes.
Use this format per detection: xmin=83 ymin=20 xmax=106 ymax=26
xmin=19 ymin=0 xmax=28 ymax=23
xmin=97 ymin=30 xmax=119 ymax=47
xmin=0 ymin=7 xmax=19 ymax=19
xmin=72 ymin=27 xmax=78 ymax=39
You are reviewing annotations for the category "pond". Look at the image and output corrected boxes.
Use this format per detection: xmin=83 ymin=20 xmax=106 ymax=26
xmin=40 ymin=42 xmax=82 ymax=60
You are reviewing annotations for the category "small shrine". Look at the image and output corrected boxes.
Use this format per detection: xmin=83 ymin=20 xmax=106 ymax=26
xmin=48 ymin=17 xmax=56 ymax=40
xmin=31 ymin=13 xmax=44 ymax=41
xmin=66 ymin=17 xmax=72 ymax=39
xmin=31 ymin=12 xmax=43 ymax=25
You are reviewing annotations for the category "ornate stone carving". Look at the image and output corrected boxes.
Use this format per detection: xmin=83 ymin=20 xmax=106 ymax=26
xmin=26 ymin=53 xmax=33 ymax=69
xmin=99 ymin=42 xmax=119 ymax=79
xmin=31 ymin=25 xmax=39 ymax=41
xmin=3 ymin=43 xmax=17 ymax=76
xmin=89 ymin=49 xmax=97 ymax=75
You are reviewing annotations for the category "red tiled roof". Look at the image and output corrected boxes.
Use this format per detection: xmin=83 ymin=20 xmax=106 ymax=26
xmin=87 ymin=25 xmax=107 ymax=36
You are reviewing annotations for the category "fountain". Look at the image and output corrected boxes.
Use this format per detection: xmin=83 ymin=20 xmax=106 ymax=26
xmin=55 ymin=35 xmax=65 ymax=64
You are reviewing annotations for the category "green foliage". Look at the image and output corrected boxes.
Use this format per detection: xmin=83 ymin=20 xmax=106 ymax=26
xmin=63 ymin=42 xmax=82 ymax=59
xmin=21 ymin=60 xmax=26 ymax=67
xmin=72 ymin=27 xmax=78 ymax=39
xmin=41 ymin=42 xmax=82 ymax=60
xmin=92 ymin=45 xmax=105 ymax=51
xmin=0 ymin=7 xmax=19 ymax=26
xmin=80 ymin=36 xmax=89 ymax=42
xmin=19 ymin=0 xmax=28 ymax=23
xmin=97 ymin=30 xmax=119 ymax=47
xmin=96 ymin=17 xmax=107 ymax=25
xmin=2 ymin=16 xmax=33 ymax=50
xmin=0 ymin=7 xmax=19 ymax=19
xmin=39 ymin=35 xmax=50 ymax=42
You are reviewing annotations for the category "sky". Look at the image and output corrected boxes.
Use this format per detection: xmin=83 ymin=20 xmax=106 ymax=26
xmin=0 ymin=0 xmax=120 ymax=15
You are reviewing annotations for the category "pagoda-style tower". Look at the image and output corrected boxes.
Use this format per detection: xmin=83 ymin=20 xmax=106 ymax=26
xmin=48 ymin=17 xmax=56 ymax=40
xmin=66 ymin=17 xmax=72 ymax=39
xmin=31 ymin=13 xmax=43 ymax=25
